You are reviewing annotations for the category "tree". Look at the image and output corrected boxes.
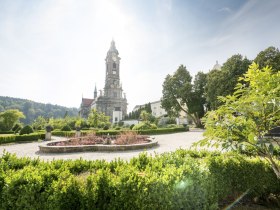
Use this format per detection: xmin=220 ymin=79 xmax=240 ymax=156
xmin=0 ymin=109 xmax=25 ymax=131
xmin=161 ymin=65 xmax=205 ymax=127
xmin=205 ymin=69 xmax=225 ymax=110
xmin=126 ymin=103 xmax=153 ymax=120
xmin=199 ymin=63 xmax=280 ymax=178
xmin=32 ymin=116 xmax=47 ymax=130
xmin=88 ymin=109 xmax=110 ymax=128
xmin=192 ymin=71 xmax=207 ymax=118
xmin=205 ymin=54 xmax=251 ymax=110
xmin=254 ymin=46 xmax=280 ymax=72
xmin=139 ymin=110 xmax=154 ymax=121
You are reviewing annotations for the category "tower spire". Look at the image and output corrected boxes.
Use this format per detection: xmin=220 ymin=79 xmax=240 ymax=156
xmin=94 ymin=84 xmax=97 ymax=99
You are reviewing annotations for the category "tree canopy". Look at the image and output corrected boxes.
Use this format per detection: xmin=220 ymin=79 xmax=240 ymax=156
xmin=205 ymin=54 xmax=251 ymax=110
xmin=0 ymin=96 xmax=78 ymax=125
xmin=254 ymin=46 xmax=280 ymax=72
xmin=199 ymin=63 xmax=280 ymax=178
xmin=0 ymin=109 xmax=25 ymax=131
xmin=161 ymin=65 xmax=206 ymax=127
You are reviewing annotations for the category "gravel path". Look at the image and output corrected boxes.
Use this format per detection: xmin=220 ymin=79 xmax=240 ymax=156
xmin=0 ymin=129 xmax=204 ymax=162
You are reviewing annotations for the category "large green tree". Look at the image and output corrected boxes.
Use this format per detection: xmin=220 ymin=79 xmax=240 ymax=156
xmin=199 ymin=63 xmax=280 ymax=178
xmin=205 ymin=54 xmax=251 ymax=110
xmin=254 ymin=46 xmax=280 ymax=72
xmin=161 ymin=65 xmax=206 ymax=127
xmin=0 ymin=109 xmax=25 ymax=131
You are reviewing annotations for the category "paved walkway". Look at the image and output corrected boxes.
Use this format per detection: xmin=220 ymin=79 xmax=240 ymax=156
xmin=0 ymin=130 xmax=204 ymax=162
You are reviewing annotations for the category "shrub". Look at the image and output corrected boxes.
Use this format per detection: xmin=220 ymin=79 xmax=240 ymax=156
xmin=0 ymin=133 xmax=45 ymax=144
xmin=96 ymin=130 xmax=121 ymax=136
xmin=15 ymin=133 xmax=42 ymax=142
xmin=12 ymin=123 xmax=22 ymax=133
xmin=129 ymin=124 xmax=135 ymax=130
xmin=61 ymin=125 xmax=72 ymax=131
xmin=1 ymin=150 xmax=279 ymax=209
xmin=206 ymin=153 xmax=280 ymax=202
xmin=19 ymin=125 xmax=34 ymax=135
xmin=138 ymin=127 xmax=187 ymax=135
xmin=52 ymin=130 xmax=75 ymax=137
xmin=132 ymin=122 xmax=157 ymax=130
xmin=0 ymin=135 xmax=16 ymax=144
xmin=166 ymin=124 xmax=177 ymax=128
xmin=103 ymin=125 xmax=109 ymax=130
xmin=158 ymin=116 xmax=176 ymax=127
xmin=118 ymin=121 xmax=124 ymax=127
xmin=0 ymin=131 xmax=14 ymax=134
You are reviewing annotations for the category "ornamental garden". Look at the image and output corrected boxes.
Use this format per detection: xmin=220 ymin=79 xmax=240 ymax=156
xmin=1 ymin=56 xmax=280 ymax=208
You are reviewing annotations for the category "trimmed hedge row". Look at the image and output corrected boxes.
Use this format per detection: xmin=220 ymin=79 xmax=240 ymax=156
xmin=0 ymin=133 xmax=45 ymax=144
xmin=0 ymin=150 xmax=279 ymax=209
xmin=0 ymin=131 xmax=14 ymax=134
xmin=51 ymin=127 xmax=189 ymax=137
xmin=137 ymin=127 xmax=188 ymax=135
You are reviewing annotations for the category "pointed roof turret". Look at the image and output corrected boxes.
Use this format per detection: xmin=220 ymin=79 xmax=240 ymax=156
xmin=94 ymin=84 xmax=97 ymax=99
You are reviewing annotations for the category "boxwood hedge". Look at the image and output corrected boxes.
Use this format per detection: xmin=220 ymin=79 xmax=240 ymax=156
xmin=0 ymin=133 xmax=45 ymax=144
xmin=50 ymin=127 xmax=189 ymax=137
xmin=0 ymin=150 xmax=279 ymax=209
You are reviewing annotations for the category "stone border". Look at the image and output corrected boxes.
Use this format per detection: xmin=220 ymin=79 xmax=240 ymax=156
xmin=39 ymin=138 xmax=158 ymax=153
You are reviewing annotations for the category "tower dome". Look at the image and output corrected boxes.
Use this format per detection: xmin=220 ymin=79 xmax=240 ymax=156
xmin=212 ymin=61 xmax=221 ymax=70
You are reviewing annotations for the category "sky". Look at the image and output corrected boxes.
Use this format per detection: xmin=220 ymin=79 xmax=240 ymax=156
xmin=0 ymin=0 xmax=280 ymax=112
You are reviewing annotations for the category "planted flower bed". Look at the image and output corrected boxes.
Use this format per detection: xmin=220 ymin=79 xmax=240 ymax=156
xmin=39 ymin=132 xmax=158 ymax=153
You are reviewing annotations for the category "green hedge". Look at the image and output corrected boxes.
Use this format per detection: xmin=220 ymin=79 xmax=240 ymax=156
xmin=0 ymin=135 xmax=15 ymax=144
xmin=0 ymin=133 xmax=45 ymax=144
xmin=0 ymin=131 xmax=14 ymax=134
xmin=52 ymin=130 xmax=76 ymax=137
xmin=50 ymin=127 xmax=189 ymax=137
xmin=137 ymin=127 xmax=188 ymax=135
xmin=15 ymin=133 xmax=44 ymax=142
xmin=0 ymin=150 xmax=279 ymax=209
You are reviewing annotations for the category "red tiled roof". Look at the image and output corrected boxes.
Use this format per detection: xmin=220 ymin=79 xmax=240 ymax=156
xmin=82 ymin=98 xmax=94 ymax=106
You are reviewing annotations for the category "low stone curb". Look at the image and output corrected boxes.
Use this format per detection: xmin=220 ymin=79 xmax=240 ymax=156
xmin=39 ymin=139 xmax=158 ymax=153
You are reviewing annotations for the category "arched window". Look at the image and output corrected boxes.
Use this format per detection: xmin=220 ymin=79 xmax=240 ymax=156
xmin=113 ymin=62 xmax=116 ymax=68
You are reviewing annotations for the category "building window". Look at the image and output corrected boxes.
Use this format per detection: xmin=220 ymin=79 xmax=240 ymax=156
xmin=115 ymin=117 xmax=118 ymax=122
xmin=114 ymin=92 xmax=117 ymax=98
xmin=113 ymin=62 xmax=116 ymax=68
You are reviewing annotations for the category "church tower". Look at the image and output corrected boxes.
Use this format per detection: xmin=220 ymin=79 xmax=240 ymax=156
xmin=80 ymin=40 xmax=128 ymax=122
xmin=104 ymin=40 xmax=123 ymax=99
xmin=93 ymin=40 xmax=127 ymax=123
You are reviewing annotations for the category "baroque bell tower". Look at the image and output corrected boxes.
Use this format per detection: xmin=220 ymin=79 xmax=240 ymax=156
xmin=94 ymin=40 xmax=128 ymax=123
xmin=104 ymin=40 xmax=123 ymax=99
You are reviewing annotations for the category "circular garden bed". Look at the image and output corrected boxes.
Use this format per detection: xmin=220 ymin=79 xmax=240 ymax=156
xmin=39 ymin=132 xmax=158 ymax=153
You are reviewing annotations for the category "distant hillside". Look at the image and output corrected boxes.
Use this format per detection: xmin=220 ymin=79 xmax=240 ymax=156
xmin=0 ymin=96 xmax=79 ymax=124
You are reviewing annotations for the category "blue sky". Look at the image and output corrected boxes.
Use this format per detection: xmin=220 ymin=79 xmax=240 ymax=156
xmin=0 ymin=0 xmax=280 ymax=112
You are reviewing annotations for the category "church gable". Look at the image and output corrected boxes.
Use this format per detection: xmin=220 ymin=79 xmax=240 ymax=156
xmin=81 ymin=98 xmax=94 ymax=107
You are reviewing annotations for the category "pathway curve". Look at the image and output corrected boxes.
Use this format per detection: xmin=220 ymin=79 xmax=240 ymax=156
xmin=0 ymin=130 xmax=204 ymax=162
